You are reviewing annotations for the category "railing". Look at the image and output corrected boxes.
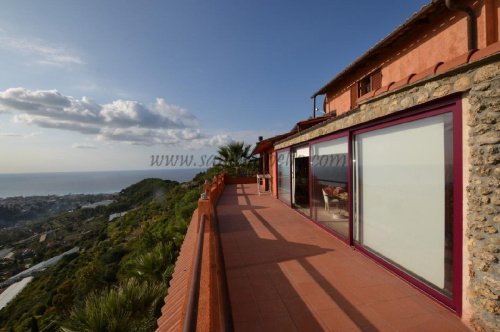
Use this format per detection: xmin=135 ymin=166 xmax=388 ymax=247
xmin=183 ymin=214 xmax=205 ymax=332
xmin=156 ymin=173 xmax=235 ymax=332
xmin=184 ymin=173 xmax=233 ymax=331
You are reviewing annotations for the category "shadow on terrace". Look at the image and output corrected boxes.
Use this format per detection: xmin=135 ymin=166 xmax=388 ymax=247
xmin=217 ymin=183 xmax=470 ymax=331
xmin=219 ymin=183 xmax=381 ymax=331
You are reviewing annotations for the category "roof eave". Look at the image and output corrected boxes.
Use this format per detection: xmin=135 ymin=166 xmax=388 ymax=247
xmin=311 ymin=0 xmax=441 ymax=98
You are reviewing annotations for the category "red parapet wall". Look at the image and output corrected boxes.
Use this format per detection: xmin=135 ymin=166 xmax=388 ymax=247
xmin=156 ymin=173 xmax=230 ymax=332
xmin=156 ymin=209 xmax=198 ymax=331
xmin=224 ymin=175 xmax=255 ymax=185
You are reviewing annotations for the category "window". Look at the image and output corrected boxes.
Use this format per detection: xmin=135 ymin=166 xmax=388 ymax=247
xmin=353 ymin=113 xmax=454 ymax=297
xmin=277 ymin=150 xmax=291 ymax=205
xmin=310 ymin=137 xmax=349 ymax=238
xmin=350 ymin=69 xmax=382 ymax=108
xmin=358 ymin=76 xmax=372 ymax=96
xmin=278 ymin=97 xmax=461 ymax=310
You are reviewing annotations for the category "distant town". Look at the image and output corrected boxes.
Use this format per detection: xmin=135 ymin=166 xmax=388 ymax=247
xmin=0 ymin=193 xmax=116 ymax=291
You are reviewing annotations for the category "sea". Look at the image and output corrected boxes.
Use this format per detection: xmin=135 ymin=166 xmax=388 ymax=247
xmin=0 ymin=168 xmax=205 ymax=198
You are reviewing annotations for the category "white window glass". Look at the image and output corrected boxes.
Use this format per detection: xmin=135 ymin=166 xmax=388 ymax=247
xmin=294 ymin=146 xmax=309 ymax=158
xmin=354 ymin=113 xmax=453 ymax=294
xmin=277 ymin=150 xmax=291 ymax=204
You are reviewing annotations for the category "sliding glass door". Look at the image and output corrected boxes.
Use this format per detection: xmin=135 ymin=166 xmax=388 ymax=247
xmin=291 ymin=146 xmax=310 ymax=215
xmin=276 ymin=100 xmax=460 ymax=309
xmin=353 ymin=113 xmax=454 ymax=296
xmin=310 ymin=136 xmax=349 ymax=238
xmin=277 ymin=149 xmax=291 ymax=205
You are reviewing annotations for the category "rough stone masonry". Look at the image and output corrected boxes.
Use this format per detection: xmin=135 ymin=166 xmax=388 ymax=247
xmin=466 ymin=62 xmax=499 ymax=332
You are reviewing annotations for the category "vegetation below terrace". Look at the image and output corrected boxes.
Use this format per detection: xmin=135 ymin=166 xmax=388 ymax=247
xmin=0 ymin=168 xmax=222 ymax=331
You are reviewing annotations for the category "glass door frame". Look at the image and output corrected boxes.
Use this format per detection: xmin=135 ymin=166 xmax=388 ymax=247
xmin=276 ymin=147 xmax=292 ymax=206
xmin=308 ymin=131 xmax=351 ymax=245
xmin=274 ymin=96 xmax=462 ymax=314
xmin=350 ymin=97 xmax=463 ymax=314
xmin=290 ymin=144 xmax=312 ymax=217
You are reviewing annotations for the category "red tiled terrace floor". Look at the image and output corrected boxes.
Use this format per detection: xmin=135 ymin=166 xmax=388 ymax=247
xmin=217 ymin=184 xmax=470 ymax=332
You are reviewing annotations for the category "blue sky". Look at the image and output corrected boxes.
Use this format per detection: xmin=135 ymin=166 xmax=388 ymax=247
xmin=0 ymin=0 xmax=429 ymax=173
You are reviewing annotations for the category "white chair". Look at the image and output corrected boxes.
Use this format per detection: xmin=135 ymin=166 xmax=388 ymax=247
xmin=322 ymin=188 xmax=339 ymax=211
xmin=257 ymin=174 xmax=272 ymax=195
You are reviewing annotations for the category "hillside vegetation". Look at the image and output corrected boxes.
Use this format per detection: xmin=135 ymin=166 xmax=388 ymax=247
xmin=0 ymin=168 xmax=220 ymax=331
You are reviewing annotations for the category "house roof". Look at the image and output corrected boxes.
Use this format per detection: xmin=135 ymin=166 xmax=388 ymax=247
xmin=277 ymin=46 xmax=500 ymax=148
xmin=290 ymin=112 xmax=337 ymax=132
xmin=312 ymin=0 xmax=444 ymax=97
xmin=252 ymin=113 xmax=337 ymax=155
xmin=259 ymin=0 xmax=500 ymax=151
xmin=251 ymin=133 xmax=290 ymax=155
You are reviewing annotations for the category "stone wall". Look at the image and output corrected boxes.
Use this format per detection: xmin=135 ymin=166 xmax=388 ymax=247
xmin=274 ymin=55 xmax=500 ymax=331
xmin=466 ymin=65 xmax=500 ymax=332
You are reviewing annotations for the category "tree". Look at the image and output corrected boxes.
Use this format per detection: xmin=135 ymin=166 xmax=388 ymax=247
xmin=120 ymin=242 xmax=177 ymax=285
xmin=215 ymin=141 xmax=255 ymax=175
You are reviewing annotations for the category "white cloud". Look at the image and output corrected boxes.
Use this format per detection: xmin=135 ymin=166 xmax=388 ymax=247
xmin=72 ymin=143 xmax=97 ymax=149
xmin=0 ymin=131 xmax=40 ymax=138
xmin=0 ymin=31 xmax=84 ymax=67
xmin=0 ymin=132 xmax=23 ymax=137
xmin=0 ymin=87 xmax=229 ymax=148
xmin=185 ymin=134 xmax=233 ymax=149
xmin=152 ymin=98 xmax=199 ymax=128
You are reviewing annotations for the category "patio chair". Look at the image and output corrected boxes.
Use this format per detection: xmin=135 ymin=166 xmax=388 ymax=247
xmin=322 ymin=188 xmax=339 ymax=211
xmin=257 ymin=174 xmax=272 ymax=195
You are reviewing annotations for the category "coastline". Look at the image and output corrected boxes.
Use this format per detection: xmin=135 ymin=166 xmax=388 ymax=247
xmin=0 ymin=168 xmax=206 ymax=198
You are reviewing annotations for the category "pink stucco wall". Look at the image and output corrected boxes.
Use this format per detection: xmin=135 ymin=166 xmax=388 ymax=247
xmin=326 ymin=89 xmax=351 ymax=115
xmin=324 ymin=0 xmax=497 ymax=114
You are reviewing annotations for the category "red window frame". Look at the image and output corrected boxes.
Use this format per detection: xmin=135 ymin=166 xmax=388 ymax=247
xmin=275 ymin=147 xmax=292 ymax=206
xmin=350 ymin=96 xmax=463 ymax=314
xmin=279 ymin=95 xmax=463 ymax=314
xmin=308 ymin=132 xmax=351 ymax=245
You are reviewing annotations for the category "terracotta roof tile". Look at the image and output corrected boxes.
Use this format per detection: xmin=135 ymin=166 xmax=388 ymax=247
xmin=357 ymin=90 xmax=376 ymax=103
xmin=359 ymin=48 xmax=499 ymax=105
xmin=408 ymin=65 xmax=435 ymax=84
xmin=469 ymin=41 xmax=500 ymax=62
xmin=435 ymin=51 xmax=474 ymax=75
xmin=156 ymin=209 xmax=199 ymax=332
xmin=388 ymin=75 xmax=412 ymax=92
xmin=373 ymin=84 xmax=390 ymax=97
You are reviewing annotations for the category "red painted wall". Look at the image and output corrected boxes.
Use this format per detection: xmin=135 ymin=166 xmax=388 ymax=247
xmin=326 ymin=89 xmax=351 ymax=115
xmin=497 ymin=0 xmax=500 ymax=38
xmin=324 ymin=0 xmax=497 ymax=115
xmin=270 ymin=152 xmax=278 ymax=198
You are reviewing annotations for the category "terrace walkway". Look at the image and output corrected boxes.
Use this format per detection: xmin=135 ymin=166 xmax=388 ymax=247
xmin=217 ymin=183 xmax=470 ymax=332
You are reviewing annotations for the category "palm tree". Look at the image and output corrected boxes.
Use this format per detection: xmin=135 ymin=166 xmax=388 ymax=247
xmin=215 ymin=141 xmax=254 ymax=175
xmin=121 ymin=242 xmax=177 ymax=285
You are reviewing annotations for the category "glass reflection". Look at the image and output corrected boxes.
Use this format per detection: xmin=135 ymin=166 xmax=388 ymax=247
xmin=277 ymin=150 xmax=291 ymax=204
xmin=311 ymin=137 xmax=349 ymax=238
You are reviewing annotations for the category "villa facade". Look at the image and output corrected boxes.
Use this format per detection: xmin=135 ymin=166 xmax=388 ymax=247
xmin=253 ymin=0 xmax=500 ymax=330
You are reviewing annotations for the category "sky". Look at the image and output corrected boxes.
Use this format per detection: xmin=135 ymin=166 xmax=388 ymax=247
xmin=0 ymin=0 xmax=430 ymax=173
